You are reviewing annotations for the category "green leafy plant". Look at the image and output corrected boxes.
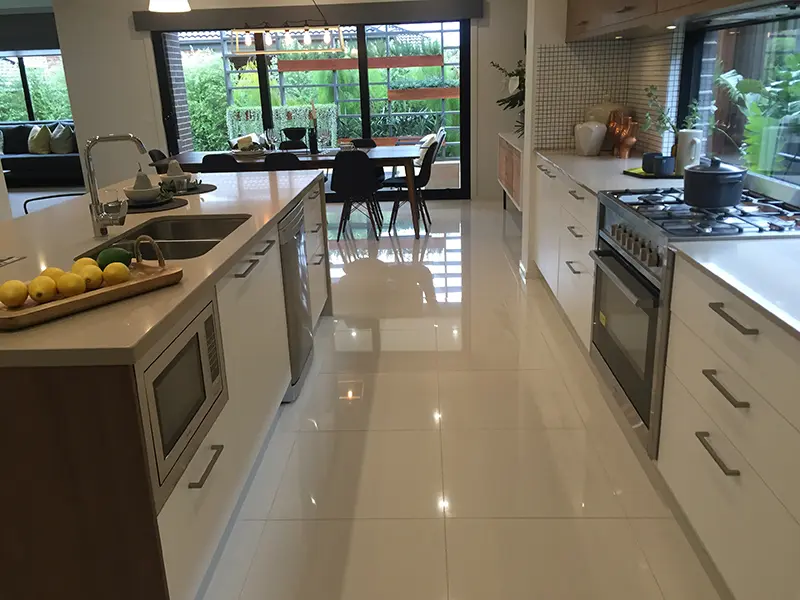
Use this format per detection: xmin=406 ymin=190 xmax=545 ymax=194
xmin=714 ymin=54 xmax=800 ymax=173
xmin=389 ymin=78 xmax=459 ymax=90
xmin=643 ymin=85 xmax=701 ymax=135
xmin=490 ymin=59 xmax=525 ymax=136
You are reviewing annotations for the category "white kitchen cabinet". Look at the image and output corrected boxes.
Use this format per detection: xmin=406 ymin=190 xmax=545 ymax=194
xmin=159 ymin=226 xmax=292 ymax=600
xmin=302 ymin=182 xmax=329 ymax=329
xmin=533 ymin=156 xmax=597 ymax=350
xmin=658 ymin=369 xmax=800 ymax=600
xmin=533 ymin=163 xmax=561 ymax=292
xmin=557 ymin=209 xmax=595 ymax=348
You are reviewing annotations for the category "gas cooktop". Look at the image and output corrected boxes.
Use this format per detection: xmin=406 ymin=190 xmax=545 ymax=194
xmin=607 ymin=187 xmax=800 ymax=237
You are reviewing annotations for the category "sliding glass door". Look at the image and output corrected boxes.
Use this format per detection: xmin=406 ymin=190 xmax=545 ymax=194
xmin=154 ymin=21 xmax=470 ymax=198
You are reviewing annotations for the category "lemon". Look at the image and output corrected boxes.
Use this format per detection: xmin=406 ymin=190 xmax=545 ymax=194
xmin=72 ymin=257 xmax=99 ymax=274
xmin=0 ymin=280 xmax=29 ymax=308
xmin=80 ymin=265 xmax=104 ymax=291
xmin=40 ymin=267 xmax=66 ymax=283
xmin=29 ymin=276 xmax=57 ymax=304
xmin=57 ymin=272 xmax=86 ymax=297
xmin=103 ymin=262 xmax=131 ymax=286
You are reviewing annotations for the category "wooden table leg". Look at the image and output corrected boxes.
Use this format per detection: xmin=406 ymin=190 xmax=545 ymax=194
xmin=403 ymin=158 xmax=420 ymax=239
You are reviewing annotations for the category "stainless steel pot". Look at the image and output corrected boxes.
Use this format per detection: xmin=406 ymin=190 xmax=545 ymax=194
xmin=684 ymin=158 xmax=747 ymax=208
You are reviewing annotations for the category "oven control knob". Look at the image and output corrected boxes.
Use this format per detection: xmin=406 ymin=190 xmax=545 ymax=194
xmin=647 ymin=248 xmax=660 ymax=268
xmin=627 ymin=235 xmax=637 ymax=251
xmin=611 ymin=224 xmax=619 ymax=238
xmin=633 ymin=239 xmax=642 ymax=253
xmin=618 ymin=228 xmax=627 ymax=244
xmin=638 ymin=245 xmax=649 ymax=262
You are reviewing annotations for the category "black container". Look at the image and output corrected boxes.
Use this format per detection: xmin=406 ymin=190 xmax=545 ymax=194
xmin=684 ymin=158 xmax=746 ymax=209
xmin=652 ymin=155 xmax=675 ymax=177
xmin=642 ymin=152 xmax=661 ymax=174
xmin=308 ymin=127 xmax=319 ymax=155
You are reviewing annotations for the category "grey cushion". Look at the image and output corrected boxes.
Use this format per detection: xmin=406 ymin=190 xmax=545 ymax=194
xmin=50 ymin=123 xmax=75 ymax=154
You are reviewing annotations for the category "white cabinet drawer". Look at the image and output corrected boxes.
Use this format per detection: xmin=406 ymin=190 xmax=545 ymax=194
xmin=557 ymin=209 xmax=594 ymax=349
xmin=667 ymin=314 xmax=800 ymax=524
xmin=533 ymin=165 xmax=561 ymax=292
xmin=550 ymin=174 xmax=597 ymax=234
xmin=672 ymin=255 xmax=800 ymax=433
xmin=303 ymin=184 xmax=324 ymax=243
xmin=309 ymin=251 xmax=328 ymax=329
xmin=158 ymin=398 xmax=251 ymax=600
xmin=658 ymin=369 xmax=800 ymax=600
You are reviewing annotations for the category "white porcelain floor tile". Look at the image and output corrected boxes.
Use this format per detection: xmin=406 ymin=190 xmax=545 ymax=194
xmin=630 ymin=519 xmax=721 ymax=600
xmin=445 ymin=519 xmax=664 ymax=600
xmin=438 ymin=370 xmax=584 ymax=430
xmin=281 ymin=372 xmax=440 ymax=432
xmin=239 ymin=520 xmax=447 ymax=600
xmin=441 ymin=429 xmax=625 ymax=517
xmin=202 ymin=520 xmax=265 ymax=600
xmin=238 ymin=432 xmax=296 ymax=521
xmin=269 ymin=431 xmax=444 ymax=519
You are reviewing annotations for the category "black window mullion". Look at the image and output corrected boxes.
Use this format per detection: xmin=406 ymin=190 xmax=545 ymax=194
xmin=18 ymin=57 xmax=35 ymax=121
xmin=254 ymin=33 xmax=275 ymax=130
xmin=356 ymin=25 xmax=371 ymax=139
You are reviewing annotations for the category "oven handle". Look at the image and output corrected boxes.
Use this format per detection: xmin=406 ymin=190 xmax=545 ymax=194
xmin=590 ymin=250 xmax=657 ymax=309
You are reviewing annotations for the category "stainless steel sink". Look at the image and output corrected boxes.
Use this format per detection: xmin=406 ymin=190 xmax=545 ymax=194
xmin=80 ymin=214 xmax=250 ymax=261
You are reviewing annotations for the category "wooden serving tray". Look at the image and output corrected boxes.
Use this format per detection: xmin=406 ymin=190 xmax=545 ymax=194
xmin=0 ymin=236 xmax=183 ymax=331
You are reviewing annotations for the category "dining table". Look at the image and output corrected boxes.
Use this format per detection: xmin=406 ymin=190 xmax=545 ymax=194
xmin=154 ymin=146 xmax=424 ymax=238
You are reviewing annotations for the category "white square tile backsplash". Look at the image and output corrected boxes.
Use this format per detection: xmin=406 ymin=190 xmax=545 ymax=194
xmin=534 ymin=28 xmax=684 ymax=154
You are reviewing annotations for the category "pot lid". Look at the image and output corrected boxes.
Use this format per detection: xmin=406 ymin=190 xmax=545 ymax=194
xmin=685 ymin=157 xmax=747 ymax=175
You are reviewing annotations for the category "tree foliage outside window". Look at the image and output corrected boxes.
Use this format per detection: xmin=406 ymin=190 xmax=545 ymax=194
xmin=0 ymin=55 xmax=72 ymax=122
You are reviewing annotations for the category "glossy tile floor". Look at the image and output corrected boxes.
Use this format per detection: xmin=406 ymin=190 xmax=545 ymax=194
xmin=202 ymin=201 xmax=721 ymax=600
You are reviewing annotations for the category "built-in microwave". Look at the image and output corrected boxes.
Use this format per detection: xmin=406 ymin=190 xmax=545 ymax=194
xmin=137 ymin=297 xmax=227 ymax=510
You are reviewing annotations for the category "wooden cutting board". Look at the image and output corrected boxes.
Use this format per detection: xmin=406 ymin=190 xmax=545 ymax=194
xmin=0 ymin=262 xmax=183 ymax=331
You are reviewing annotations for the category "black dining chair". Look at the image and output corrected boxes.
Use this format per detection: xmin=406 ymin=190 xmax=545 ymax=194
xmin=148 ymin=149 xmax=169 ymax=174
xmin=201 ymin=153 xmax=241 ymax=173
xmin=331 ymin=150 xmax=384 ymax=241
xmin=264 ymin=152 xmax=303 ymax=171
xmin=350 ymin=138 xmax=387 ymax=187
xmin=383 ymin=141 xmax=438 ymax=233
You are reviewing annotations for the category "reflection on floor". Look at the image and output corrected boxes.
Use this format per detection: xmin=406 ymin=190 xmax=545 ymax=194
xmin=200 ymin=201 xmax=721 ymax=600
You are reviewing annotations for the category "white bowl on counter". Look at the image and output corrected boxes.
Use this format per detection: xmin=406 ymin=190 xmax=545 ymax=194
xmin=160 ymin=172 xmax=193 ymax=185
xmin=123 ymin=186 xmax=161 ymax=203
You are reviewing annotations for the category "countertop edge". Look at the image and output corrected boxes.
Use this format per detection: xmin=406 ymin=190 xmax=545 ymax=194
xmin=535 ymin=151 xmax=598 ymax=195
xmin=671 ymin=245 xmax=800 ymax=343
xmin=499 ymin=132 xmax=524 ymax=154
xmin=0 ymin=174 xmax=324 ymax=368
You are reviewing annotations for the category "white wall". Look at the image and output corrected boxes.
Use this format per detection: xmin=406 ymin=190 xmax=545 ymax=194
xmin=520 ymin=0 xmax=566 ymax=275
xmin=470 ymin=0 xmax=527 ymax=202
xmin=52 ymin=0 xmax=523 ymax=196
xmin=0 ymin=160 xmax=10 ymax=220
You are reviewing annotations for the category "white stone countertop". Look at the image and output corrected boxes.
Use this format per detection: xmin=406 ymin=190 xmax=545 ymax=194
xmin=672 ymin=238 xmax=800 ymax=341
xmin=499 ymin=132 xmax=524 ymax=154
xmin=537 ymin=151 xmax=684 ymax=194
xmin=0 ymin=170 xmax=323 ymax=367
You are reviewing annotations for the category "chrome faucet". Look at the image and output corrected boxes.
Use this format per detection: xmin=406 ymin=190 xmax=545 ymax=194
xmin=85 ymin=133 xmax=148 ymax=237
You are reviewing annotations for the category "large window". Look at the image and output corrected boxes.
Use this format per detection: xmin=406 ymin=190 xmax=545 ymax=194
xmin=0 ymin=52 xmax=72 ymax=122
xmin=692 ymin=12 xmax=800 ymax=186
xmin=162 ymin=21 xmax=469 ymax=197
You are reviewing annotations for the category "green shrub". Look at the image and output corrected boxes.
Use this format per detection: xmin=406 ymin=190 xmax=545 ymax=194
xmin=227 ymin=103 xmax=339 ymax=146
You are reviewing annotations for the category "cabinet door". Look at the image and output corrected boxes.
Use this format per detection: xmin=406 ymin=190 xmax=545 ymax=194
xmin=510 ymin=146 xmax=521 ymax=202
xmin=217 ymin=228 xmax=291 ymax=425
xmin=657 ymin=0 xmax=697 ymax=11
xmin=498 ymin=138 xmax=509 ymax=191
xmin=533 ymin=164 xmax=561 ymax=292
xmin=566 ymin=0 xmax=600 ymax=40
xmin=600 ymin=0 xmax=656 ymax=26
xmin=308 ymin=248 xmax=328 ymax=329
xmin=557 ymin=210 xmax=595 ymax=349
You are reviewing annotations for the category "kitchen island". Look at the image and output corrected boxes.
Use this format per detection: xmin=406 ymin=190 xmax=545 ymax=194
xmin=0 ymin=170 xmax=330 ymax=600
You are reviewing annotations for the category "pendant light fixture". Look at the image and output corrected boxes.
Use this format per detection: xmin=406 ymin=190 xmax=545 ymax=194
xmin=148 ymin=0 xmax=191 ymax=12
xmin=323 ymin=28 xmax=332 ymax=44
xmin=303 ymin=28 xmax=312 ymax=45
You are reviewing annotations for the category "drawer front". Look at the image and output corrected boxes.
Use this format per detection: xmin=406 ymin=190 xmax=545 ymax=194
xmin=658 ymin=369 xmax=800 ymax=600
xmin=672 ymin=255 xmax=800 ymax=433
xmin=308 ymin=251 xmax=328 ymax=328
xmin=158 ymin=398 xmax=252 ymax=600
xmin=667 ymin=314 xmax=800 ymax=524
xmin=552 ymin=176 xmax=598 ymax=234
xmin=557 ymin=209 xmax=595 ymax=349
xmin=304 ymin=185 xmax=324 ymax=255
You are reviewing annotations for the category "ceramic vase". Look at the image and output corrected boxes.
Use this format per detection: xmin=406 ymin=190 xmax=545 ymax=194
xmin=675 ymin=129 xmax=702 ymax=175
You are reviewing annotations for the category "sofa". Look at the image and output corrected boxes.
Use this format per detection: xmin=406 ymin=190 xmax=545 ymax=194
xmin=0 ymin=121 xmax=84 ymax=187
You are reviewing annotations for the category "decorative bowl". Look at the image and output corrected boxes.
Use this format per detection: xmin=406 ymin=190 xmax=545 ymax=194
xmin=283 ymin=127 xmax=307 ymax=141
xmin=123 ymin=186 xmax=161 ymax=203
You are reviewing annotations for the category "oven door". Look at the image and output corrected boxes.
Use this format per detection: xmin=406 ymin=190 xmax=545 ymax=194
xmin=590 ymin=242 xmax=659 ymax=428
xmin=144 ymin=302 xmax=224 ymax=484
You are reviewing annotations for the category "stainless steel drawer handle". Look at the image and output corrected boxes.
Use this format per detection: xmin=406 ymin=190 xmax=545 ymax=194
xmin=188 ymin=444 xmax=225 ymax=489
xmin=568 ymin=189 xmax=585 ymax=201
xmin=536 ymin=164 xmax=549 ymax=173
xmin=234 ymin=259 xmax=259 ymax=279
xmin=708 ymin=302 xmax=759 ymax=336
xmin=565 ymin=260 xmax=582 ymax=275
xmin=695 ymin=432 xmax=740 ymax=476
xmin=310 ymin=223 xmax=323 ymax=233
xmin=616 ymin=4 xmax=635 ymax=12
xmin=702 ymin=369 xmax=751 ymax=409
xmin=566 ymin=225 xmax=584 ymax=238
xmin=254 ymin=240 xmax=276 ymax=256
xmin=312 ymin=254 xmax=325 ymax=266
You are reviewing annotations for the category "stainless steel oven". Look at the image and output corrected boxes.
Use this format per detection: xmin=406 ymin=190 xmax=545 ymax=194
xmin=589 ymin=236 xmax=670 ymax=457
xmin=139 ymin=297 xmax=227 ymax=508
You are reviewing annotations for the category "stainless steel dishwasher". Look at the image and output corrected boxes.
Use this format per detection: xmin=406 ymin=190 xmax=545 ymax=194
xmin=279 ymin=201 xmax=314 ymax=397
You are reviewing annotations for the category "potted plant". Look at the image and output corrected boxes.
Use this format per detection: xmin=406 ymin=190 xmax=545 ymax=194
xmin=491 ymin=59 xmax=526 ymax=136
xmin=643 ymin=85 xmax=702 ymax=174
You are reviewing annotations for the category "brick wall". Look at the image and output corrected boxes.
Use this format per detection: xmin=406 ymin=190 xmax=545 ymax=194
xmin=163 ymin=33 xmax=194 ymax=152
